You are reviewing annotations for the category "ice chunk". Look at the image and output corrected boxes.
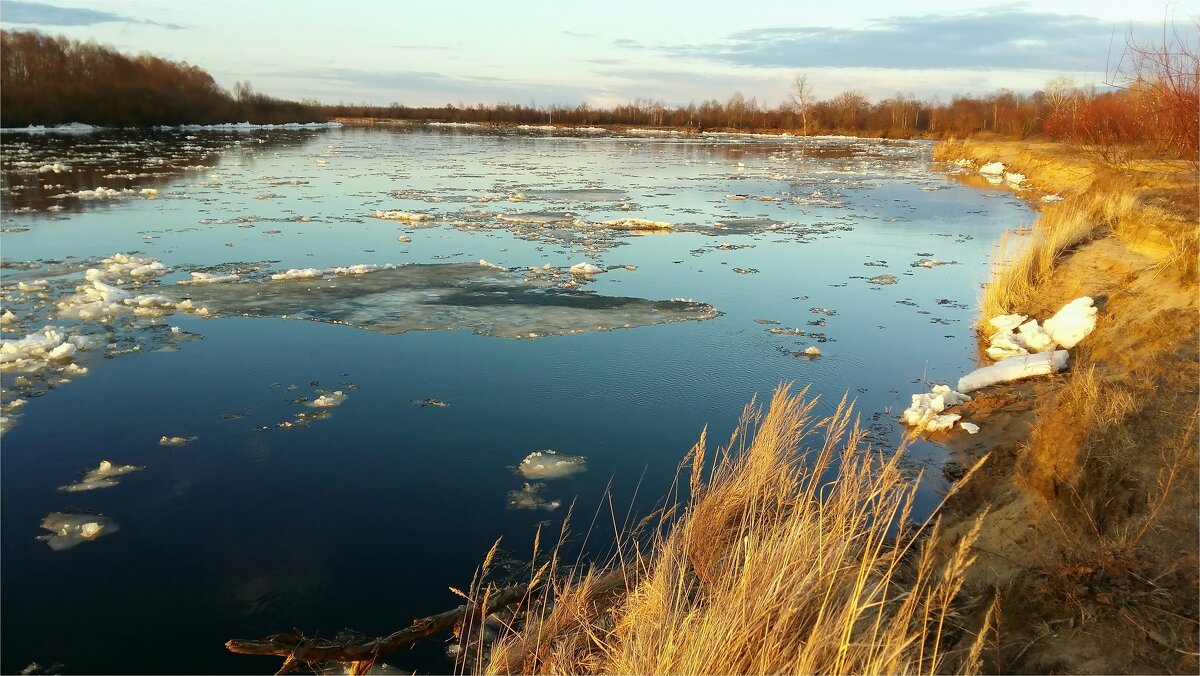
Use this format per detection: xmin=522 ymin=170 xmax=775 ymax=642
xmin=478 ymin=259 xmax=507 ymax=271
xmin=36 ymin=162 xmax=70 ymax=173
xmin=37 ymin=511 xmax=119 ymax=550
xmin=803 ymin=346 xmax=822 ymax=357
xmin=989 ymin=314 xmax=1028 ymax=332
xmin=958 ymin=350 xmax=1069 ymax=393
xmin=1043 ymin=296 xmax=1097 ymax=349
xmin=901 ymin=384 xmax=971 ymax=432
xmin=16 ymin=279 xmax=49 ymax=293
xmin=270 ymin=268 xmax=324 ymax=281
xmin=868 ymin=274 xmax=898 ymax=285
xmin=517 ymin=450 xmax=587 ymax=480
xmin=0 ymin=310 xmax=17 ymax=325
xmin=308 ymin=391 xmax=347 ymax=407
xmin=925 ymin=413 xmax=962 ymax=432
xmin=1016 ymin=319 xmax=1055 ymax=352
xmin=978 ymin=162 xmax=1006 ymax=176
xmin=1004 ymin=172 xmax=1026 ymax=186
xmin=959 ymin=422 xmax=980 ymax=434
xmin=59 ymin=460 xmax=143 ymax=492
xmin=159 ymin=435 xmax=197 ymax=446
xmin=568 ymin=262 xmax=604 ymax=276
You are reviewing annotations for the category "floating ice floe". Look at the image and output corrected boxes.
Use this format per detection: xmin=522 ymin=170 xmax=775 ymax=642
xmin=568 ymin=262 xmax=604 ymax=276
xmin=958 ymin=350 xmax=1069 ymax=393
xmin=372 ymin=210 xmax=434 ymax=222
xmin=101 ymin=253 xmax=167 ymax=278
xmin=3 ymin=122 xmax=100 ymax=134
xmin=37 ymin=511 xmax=119 ymax=551
xmin=517 ymin=450 xmax=587 ymax=480
xmin=62 ymin=186 xmax=137 ymax=199
xmin=59 ymin=460 xmax=143 ymax=492
xmin=178 ymin=272 xmax=240 ymax=285
xmin=985 ymin=297 xmax=1097 ymax=359
xmin=507 ymin=482 xmax=562 ymax=511
xmin=601 ymin=218 xmax=672 ymax=231
xmin=478 ymin=259 xmax=507 ymax=271
xmin=36 ymin=163 xmax=70 ymax=173
xmin=17 ymin=279 xmax=50 ymax=293
xmin=270 ymin=268 xmax=324 ymax=281
xmin=164 ymin=262 xmax=718 ymax=340
xmin=159 ymin=435 xmax=197 ymax=446
xmin=900 ymin=384 xmax=973 ymax=433
xmin=868 ymin=274 xmax=898 ymax=285
xmin=308 ymin=391 xmax=347 ymax=407
xmin=1 ymin=326 xmax=84 ymax=370
xmin=1 ymin=309 xmax=18 ymax=325
xmin=412 ymin=398 xmax=449 ymax=407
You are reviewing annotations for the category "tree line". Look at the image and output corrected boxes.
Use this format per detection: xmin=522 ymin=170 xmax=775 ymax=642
xmin=1 ymin=30 xmax=321 ymax=127
xmin=3 ymin=29 xmax=1193 ymax=160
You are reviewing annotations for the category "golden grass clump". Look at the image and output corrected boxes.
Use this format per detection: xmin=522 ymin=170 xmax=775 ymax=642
xmin=482 ymin=386 xmax=988 ymax=675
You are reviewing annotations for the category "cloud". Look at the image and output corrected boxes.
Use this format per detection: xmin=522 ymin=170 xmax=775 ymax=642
xmin=659 ymin=8 xmax=1162 ymax=71
xmin=562 ymin=30 xmax=596 ymax=39
xmin=0 ymin=0 xmax=184 ymax=29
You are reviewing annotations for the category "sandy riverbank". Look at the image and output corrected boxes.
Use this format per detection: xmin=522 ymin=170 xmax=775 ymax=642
xmin=931 ymin=138 xmax=1198 ymax=673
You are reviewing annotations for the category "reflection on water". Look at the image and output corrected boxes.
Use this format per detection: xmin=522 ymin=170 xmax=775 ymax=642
xmin=0 ymin=126 xmax=1032 ymax=674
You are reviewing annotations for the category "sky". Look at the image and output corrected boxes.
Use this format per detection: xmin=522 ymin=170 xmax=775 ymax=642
xmin=0 ymin=0 xmax=1193 ymax=108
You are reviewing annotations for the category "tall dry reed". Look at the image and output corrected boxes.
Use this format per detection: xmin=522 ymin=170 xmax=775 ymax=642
xmin=480 ymin=386 xmax=988 ymax=675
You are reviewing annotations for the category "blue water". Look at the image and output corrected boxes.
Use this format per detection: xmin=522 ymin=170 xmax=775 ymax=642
xmin=0 ymin=126 xmax=1031 ymax=673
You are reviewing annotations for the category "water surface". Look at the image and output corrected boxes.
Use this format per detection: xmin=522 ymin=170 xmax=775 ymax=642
xmin=0 ymin=125 xmax=1030 ymax=674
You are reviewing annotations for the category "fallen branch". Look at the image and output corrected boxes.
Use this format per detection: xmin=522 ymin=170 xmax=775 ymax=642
xmin=226 ymin=583 xmax=531 ymax=666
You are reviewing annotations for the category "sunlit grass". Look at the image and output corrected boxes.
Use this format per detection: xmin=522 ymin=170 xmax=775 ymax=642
xmin=479 ymin=386 xmax=989 ymax=675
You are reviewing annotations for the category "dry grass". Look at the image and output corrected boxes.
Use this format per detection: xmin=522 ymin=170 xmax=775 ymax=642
xmin=478 ymin=387 xmax=990 ymax=675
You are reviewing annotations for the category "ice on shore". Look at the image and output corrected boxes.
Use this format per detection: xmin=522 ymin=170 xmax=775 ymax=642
xmin=478 ymin=259 xmax=507 ymax=271
xmin=978 ymin=162 xmax=1006 ymax=176
xmin=517 ymin=450 xmax=587 ymax=480
xmin=37 ymin=511 xmax=119 ymax=550
xmin=900 ymin=384 xmax=972 ymax=433
xmin=59 ymin=460 xmax=143 ymax=492
xmin=958 ymin=350 xmax=1069 ymax=393
xmin=1042 ymin=297 xmax=1098 ymax=349
xmin=985 ymin=297 xmax=1097 ymax=359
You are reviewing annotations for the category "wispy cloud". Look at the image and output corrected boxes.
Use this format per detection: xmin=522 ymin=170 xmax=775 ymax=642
xmin=0 ymin=0 xmax=185 ymax=29
xmin=658 ymin=8 xmax=1161 ymax=71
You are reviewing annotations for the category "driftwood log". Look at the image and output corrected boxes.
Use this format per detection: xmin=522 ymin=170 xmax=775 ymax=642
xmin=226 ymin=583 xmax=530 ymax=670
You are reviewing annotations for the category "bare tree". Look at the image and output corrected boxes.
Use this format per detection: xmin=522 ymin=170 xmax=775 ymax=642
xmin=790 ymin=73 xmax=814 ymax=135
